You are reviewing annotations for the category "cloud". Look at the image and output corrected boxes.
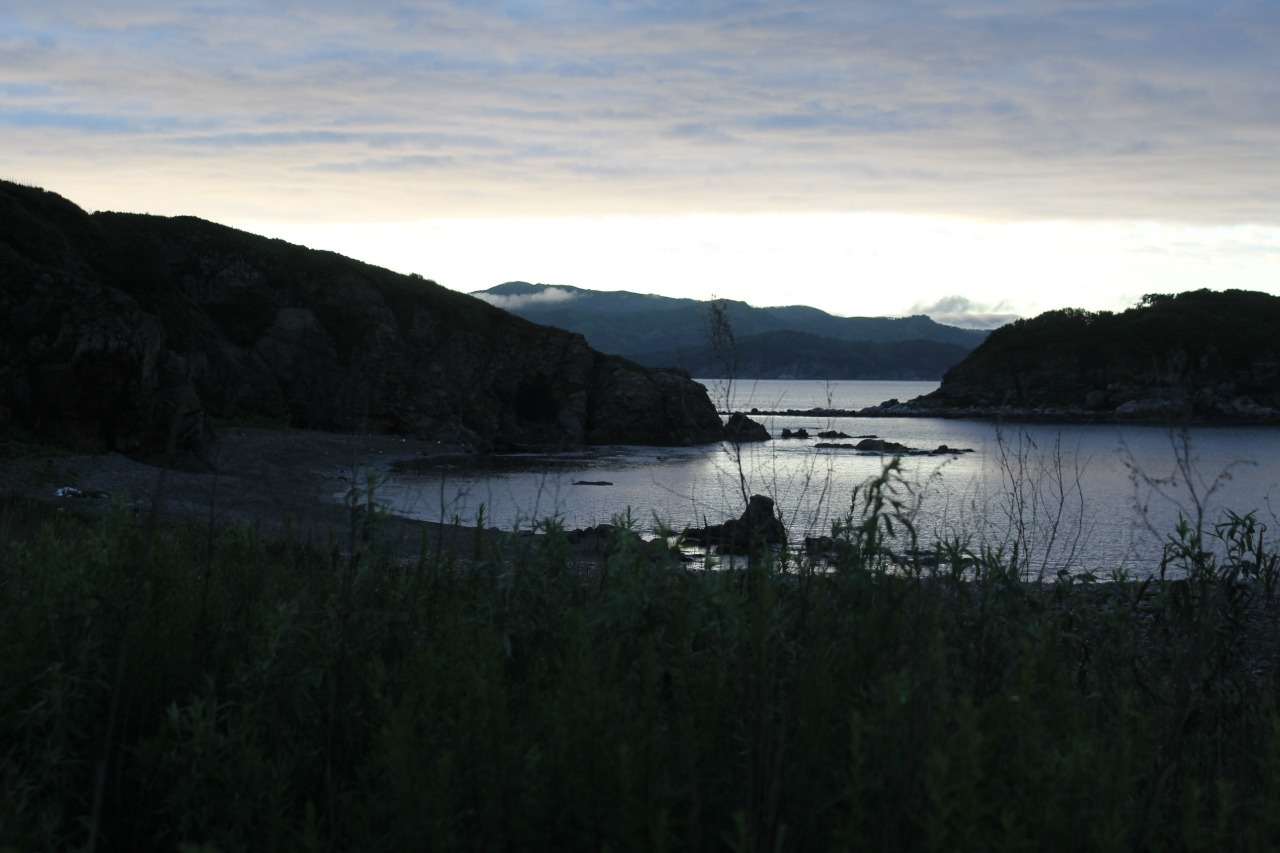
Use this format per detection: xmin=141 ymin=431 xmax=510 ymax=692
xmin=910 ymin=295 xmax=1022 ymax=330
xmin=473 ymin=286 xmax=580 ymax=311
xmin=1 ymin=1 xmax=1278 ymax=225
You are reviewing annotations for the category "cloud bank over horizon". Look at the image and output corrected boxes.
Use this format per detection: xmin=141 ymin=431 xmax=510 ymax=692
xmin=910 ymin=295 xmax=1023 ymax=330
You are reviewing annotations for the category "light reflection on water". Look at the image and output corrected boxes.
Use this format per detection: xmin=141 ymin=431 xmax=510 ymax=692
xmin=372 ymin=381 xmax=1280 ymax=575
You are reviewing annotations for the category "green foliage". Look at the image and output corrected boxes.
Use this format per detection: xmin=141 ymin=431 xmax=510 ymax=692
xmin=3 ymin=470 xmax=1280 ymax=850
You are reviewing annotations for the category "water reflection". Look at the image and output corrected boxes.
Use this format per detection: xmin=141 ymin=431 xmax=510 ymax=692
xmin=372 ymin=380 xmax=1280 ymax=575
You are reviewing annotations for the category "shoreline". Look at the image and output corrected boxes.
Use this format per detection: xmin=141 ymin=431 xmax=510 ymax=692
xmin=0 ymin=427 xmax=524 ymax=561
xmin=735 ymin=404 xmax=1280 ymax=427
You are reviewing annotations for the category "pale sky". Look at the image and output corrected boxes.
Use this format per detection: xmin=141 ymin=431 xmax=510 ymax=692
xmin=4 ymin=1 xmax=1279 ymax=327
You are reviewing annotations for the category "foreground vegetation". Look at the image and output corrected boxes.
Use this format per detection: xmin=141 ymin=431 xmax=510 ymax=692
xmin=3 ymin=465 xmax=1280 ymax=851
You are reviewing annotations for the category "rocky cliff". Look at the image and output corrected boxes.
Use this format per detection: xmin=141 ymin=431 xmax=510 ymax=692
xmin=0 ymin=181 xmax=725 ymax=457
xmin=885 ymin=290 xmax=1280 ymax=422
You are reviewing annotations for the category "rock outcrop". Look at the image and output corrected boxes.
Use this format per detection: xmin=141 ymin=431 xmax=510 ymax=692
xmin=0 ymin=270 xmax=210 ymax=457
xmin=0 ymin=181 xmax=725 ymax=455
xmin=723 ymin=412 xmax=771 ymax=443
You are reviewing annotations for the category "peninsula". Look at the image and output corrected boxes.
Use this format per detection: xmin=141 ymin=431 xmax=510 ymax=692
xmin=862 ymin=290 xmax=1280 ymax=423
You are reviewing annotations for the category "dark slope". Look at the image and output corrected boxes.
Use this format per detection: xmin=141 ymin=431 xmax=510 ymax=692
xmin=0 ymin=182 xmax=725 ymax=455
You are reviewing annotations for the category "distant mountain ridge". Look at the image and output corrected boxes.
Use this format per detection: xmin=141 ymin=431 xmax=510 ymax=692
xmin=472 ymin=282 xmax=988 ymax=379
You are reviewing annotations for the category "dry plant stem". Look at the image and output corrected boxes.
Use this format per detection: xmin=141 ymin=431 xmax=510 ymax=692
xmin=1125 ymin=427 xmax=1246 ymax=542
xmin=993 ymin=426 xmax=1089 ymax=580
xmin=707 ymin=299 xmax=751 ymax=514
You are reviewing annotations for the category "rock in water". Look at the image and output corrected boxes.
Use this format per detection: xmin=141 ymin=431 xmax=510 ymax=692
xmin=723 ymin=412 xmax=770 ymax=443
xmin=685 ymin=494 xmax=787 ymax=555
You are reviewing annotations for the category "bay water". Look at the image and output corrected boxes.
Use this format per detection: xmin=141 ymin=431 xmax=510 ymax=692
xmin=376 ymin=379 xmax=1280 ymax=575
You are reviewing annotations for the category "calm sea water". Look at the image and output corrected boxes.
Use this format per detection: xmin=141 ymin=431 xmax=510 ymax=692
xmin=374 ymin=379 xmax=1280 ymax=575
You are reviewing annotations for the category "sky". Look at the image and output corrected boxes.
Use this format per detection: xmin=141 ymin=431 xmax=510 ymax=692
xmin=4 ymin=1 xmax=1279 ymax=328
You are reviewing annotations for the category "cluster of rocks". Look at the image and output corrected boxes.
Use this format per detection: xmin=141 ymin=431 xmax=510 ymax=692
xmin=814 ymin=437 xmax=973 ymax=455
xmin=752 ymin=407 xmax=862 ymax=418
xmin=559 ymin=495 xmax=790 ymax=561
xmin=734 ymin=416 xmax=971 ymax=457
xmin=780 ymin=428 xmax=853 ymax=439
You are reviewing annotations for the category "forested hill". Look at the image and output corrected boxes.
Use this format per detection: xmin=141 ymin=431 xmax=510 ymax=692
xmin=472 ymin=282 xmax=988 ymax=379
xmin=895 ymin=290 xmax=1280 ymax=421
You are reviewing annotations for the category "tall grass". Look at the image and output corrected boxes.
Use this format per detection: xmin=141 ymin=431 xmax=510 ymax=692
xmin=2 ymin=460 xmax=1280 ymax=850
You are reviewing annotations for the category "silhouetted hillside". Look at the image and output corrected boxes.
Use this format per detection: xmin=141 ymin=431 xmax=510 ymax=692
xmin=896 ymin=290 xmax=1280 ymax=421
xmin=0 ymin=181 xmax=725 ymax=454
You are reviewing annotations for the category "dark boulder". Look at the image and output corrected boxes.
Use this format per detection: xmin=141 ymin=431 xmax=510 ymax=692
xmin=685 ymin=494 xmax=786 ymax=555
xmin=724 ymin=412 xmax=770 ymax=443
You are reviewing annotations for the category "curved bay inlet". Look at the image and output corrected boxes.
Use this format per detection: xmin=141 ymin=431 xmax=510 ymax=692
xmin=375 ymin=380 xmax=1280 ymax=575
